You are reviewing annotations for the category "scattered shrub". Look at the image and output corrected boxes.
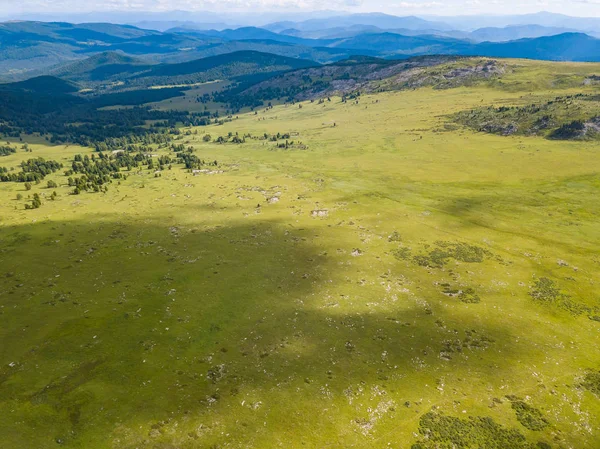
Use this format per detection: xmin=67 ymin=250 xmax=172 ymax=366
xmin=388 ymin=231 xmax=402 ymax=242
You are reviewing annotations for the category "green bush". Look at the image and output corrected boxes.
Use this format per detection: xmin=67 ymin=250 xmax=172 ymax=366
xmin=392 ymin=247 xmax=411 ymax=261
xmin=530 ymin=278 xmax=563 ymax=303
xmin=412 ymin=411 xmax=541 ymax=449
xmin=0 ymin=145 xmax=16 ymax=156
xmin=581 ymin=371 xmax=600 ymax=397
xmin=529 ymin=277 xmax=598 ymax=316
xmin=459 ymin=287 xmax=481 ymax=304
xmin=511 ymin=401 xmax=550 ymax=431
xmin=412 ymin=241 xmax=491 ymax=269
xmin=388 ymin=231 xmax=402 ymax=242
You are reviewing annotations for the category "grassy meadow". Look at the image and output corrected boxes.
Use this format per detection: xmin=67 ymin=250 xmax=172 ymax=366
xmin=1 ymin=60 xmax=599 ymax=448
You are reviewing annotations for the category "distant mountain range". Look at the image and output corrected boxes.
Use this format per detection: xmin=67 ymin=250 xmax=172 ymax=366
xmin=469 ymin=33 xmax=600 ymax=62
xmin=0 ymin=19 xmax=599 ymax=82
xmin=275 ymin=24 xmax=600 ymax=42
xmin=169 ymin=26 xmax=336 ymax=47
xmin=424 ymin=12 xmax=600 ymax=33
xmin=0 ymin=21 xmax=357 ymax=79
xmin=469 ymin=25 xmax=582 ymax=42
xmin=326 ymin=31 xmax=600 ymax=61
xmin=264 ymin=13 xmax=454 ymax=33
xmin=3 ymin=10 xmax=600 ymax=34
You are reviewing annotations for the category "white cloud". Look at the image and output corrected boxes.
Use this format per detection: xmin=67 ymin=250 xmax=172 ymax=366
xmin=0 ymin=0 xmax=599 ymax=17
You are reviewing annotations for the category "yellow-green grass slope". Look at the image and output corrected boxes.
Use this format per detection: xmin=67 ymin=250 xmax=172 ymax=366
xmin=0 ymin=59 xmax=599 ymax=448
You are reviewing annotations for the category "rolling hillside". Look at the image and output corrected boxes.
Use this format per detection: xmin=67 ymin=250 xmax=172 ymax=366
xmin=1 ymin=56 xmax=600 ymax=449
xmin=5 ymin=75 xmax=79 ymax=94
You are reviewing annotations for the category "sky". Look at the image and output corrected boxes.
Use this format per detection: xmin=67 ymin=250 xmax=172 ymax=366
xmin=0 ymin=0 xmax=599 ymax=17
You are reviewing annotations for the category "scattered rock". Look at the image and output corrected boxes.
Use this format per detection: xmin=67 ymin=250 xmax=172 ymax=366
xmin=311 ymin=209 xmax=329 ymax=218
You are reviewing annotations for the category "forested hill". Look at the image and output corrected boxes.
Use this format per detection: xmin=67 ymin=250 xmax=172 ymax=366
xmin=5 ymin=75 xmax=79 ymax=94
xmin=129 ymin=51 xmax=318 ymax=86
xmin=137 ymin=51 xmax=317 ymax=78
xmin=37 ymin=51 xmax=319 ymax=88
xmin=47 ymin=52 xmax=152 ymax=82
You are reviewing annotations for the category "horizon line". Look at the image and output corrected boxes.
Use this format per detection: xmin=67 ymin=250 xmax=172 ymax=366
xmin=1 ymin=10 xmax=599 ymax=20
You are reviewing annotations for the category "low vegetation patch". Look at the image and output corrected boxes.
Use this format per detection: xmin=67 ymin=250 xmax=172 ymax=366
xmin=509 ymin=399 xmax=550 ymax=431
xmin=459 ymin=287 xmax=481 ymax=304
xmin=581 ymin=370 xmax=600 ymax=397
xmin=529 ymin=277 xmax=565 ymax=303
xmin=439 ymin=329 xmax=493 ymax=361
xmin=529 ymin=277 xmax=599 ymax=317
xmin=440 ymin=284 xmax=481 ymax=303
xmin=391 ymin=247 xmax=411 ymax=261
xmin=412 ymin=411 xmax=547 ymax=449
xmin=413 ymin=241 xmax=492 ymax=268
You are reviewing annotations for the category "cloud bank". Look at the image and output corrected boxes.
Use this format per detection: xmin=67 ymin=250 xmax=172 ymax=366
xmin=1 ymin=0 xmax=599 ymax=17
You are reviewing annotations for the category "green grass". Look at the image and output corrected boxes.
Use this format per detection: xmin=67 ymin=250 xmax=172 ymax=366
xmin=1 ymin=59 xmax=600 ymax=448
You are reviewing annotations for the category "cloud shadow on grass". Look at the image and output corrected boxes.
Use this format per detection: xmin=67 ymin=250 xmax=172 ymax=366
xmin=0 ymin=213 xmax=540 ymax=448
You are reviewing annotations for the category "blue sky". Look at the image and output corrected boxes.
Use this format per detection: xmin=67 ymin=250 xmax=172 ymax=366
xmin=1 ymin=0 xmax=599 ymax=17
